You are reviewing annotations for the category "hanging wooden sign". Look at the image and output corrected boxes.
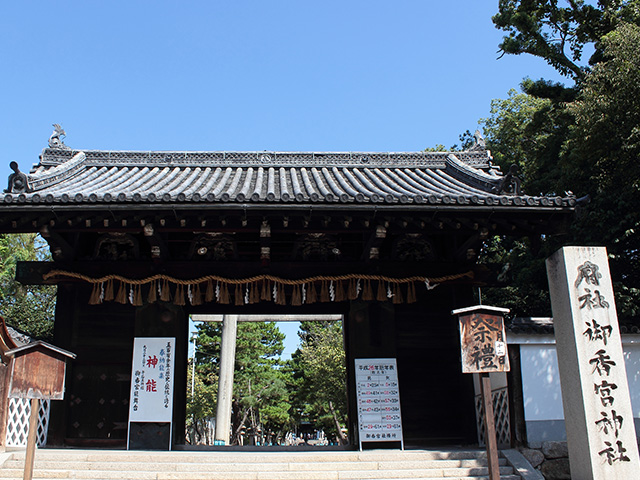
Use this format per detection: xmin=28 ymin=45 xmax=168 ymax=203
xmin=455 ymin=306 xmax=510 ymax=374
xmin=5 ymin=341 xmax=75 ymax=480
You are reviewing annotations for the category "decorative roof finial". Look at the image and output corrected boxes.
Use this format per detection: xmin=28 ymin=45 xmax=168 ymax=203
xmin=468 ymin=130 xmax=486 ymax=151
xmin=493 ymin=164 xmax=522 ymax=196
xmin=4 ymin=161 xmax=31 ymax=193
xmin=49 ymin=124 xmax=70 ymax=149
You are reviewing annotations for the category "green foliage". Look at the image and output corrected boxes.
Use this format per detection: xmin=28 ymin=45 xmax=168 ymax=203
xmin=192 ymin=321 xmax=291 ymax=445
xmin=563 ymin=22 xmax=640 ymax=316
xmin=493 ymin=0 xmax=640 ymax=80
xmin=0 ymin=234 xmax=56 ymax=339
xmin=478 ymin=236 xmax=553 ymax=317
xmin=186 ymin=357 xmax=218 ymax=444
xmin=480 ymin=21 xmax=640 ymax=321
xmin=481 ymin=89 xmax=554 ymax=193
xmin=289 ymin=321 xmax=347 ymax=444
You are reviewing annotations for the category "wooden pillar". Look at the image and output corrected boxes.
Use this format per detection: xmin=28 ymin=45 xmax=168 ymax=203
xmin=23 ymin=398 xmax=39 ymax=480
xmin=0 ymin=361 xmax=11 ymax=450
xmin=506 ymin=345 xmax=527 ymax=447
xmin=214 ymin=314 xmax=238 ymax=445
xmin=480 ymin=373 xmax=500 ymax=480
xmin=48 ymin=283 xmax=76 ymax=446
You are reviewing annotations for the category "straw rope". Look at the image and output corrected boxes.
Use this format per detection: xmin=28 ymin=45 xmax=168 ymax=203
xmin=42 ymin=269 xmax=474 ymax=307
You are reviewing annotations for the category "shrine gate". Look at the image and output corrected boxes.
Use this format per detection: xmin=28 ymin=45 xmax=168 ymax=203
xmin=0 ymin=132 xmax=575 ymax=447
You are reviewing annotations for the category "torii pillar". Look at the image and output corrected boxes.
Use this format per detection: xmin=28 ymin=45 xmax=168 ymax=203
xmin=214 ymin=315 xmax=238 ymax=445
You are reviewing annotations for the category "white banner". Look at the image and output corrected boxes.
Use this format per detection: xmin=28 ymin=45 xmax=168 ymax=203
xmin=355 ymin=358 xmax=403 ymax=449
xmin=128 ymin=337 xmax=175 ymax=422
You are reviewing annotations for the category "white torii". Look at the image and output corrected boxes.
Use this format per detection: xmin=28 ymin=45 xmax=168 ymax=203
xmin=191 ymin=314 xmax=342 ymax=445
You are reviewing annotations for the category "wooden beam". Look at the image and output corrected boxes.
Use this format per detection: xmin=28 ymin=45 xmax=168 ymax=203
xmin=454 ymin=234 xmax=482 ymax=262
xmin=143 ymin=223 xmax=167 ymax=261
xmin=360 ymin=225 xmax=386 ymax=261
xmin=260 ymin=220 xmax=271 ymax=264
xmin=39 ymin=226 xmax=74 ymax=261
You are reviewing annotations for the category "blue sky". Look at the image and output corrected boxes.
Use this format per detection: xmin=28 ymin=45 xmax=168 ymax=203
xmin=2 ymin=2 xmax=568 ymax=359
xmin=0 ymin=1 xmax=567 ymax=184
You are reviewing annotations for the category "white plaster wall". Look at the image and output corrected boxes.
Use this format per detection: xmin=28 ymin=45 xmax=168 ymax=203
xmin=518 ymin=338 xmax=640 ymax=422
xmin=520 ymin=344 xmax=565 ymax=421
xmin=623 ymin=342 xmax=640 ymax=417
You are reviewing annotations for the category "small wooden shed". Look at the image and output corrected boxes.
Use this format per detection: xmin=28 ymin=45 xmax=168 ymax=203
xmin=6 ymin=341 xmax=76 ymax=400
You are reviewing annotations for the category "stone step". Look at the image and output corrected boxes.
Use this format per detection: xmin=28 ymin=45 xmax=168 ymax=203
xmin=0 ymin=449 xmax=518 ymax=480
xmin=1 ymin=458 xmax=507 ymax=472
xmin=0 ymin=471 xmax=519 ymax=480
xmin=7 ymin=450 xmax=496 ymax=463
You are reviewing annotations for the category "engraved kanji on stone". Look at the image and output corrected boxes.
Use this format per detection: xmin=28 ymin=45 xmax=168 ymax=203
xmin=599 ymin=440 xmax=631 ymax=465
xmin=595 ymin=410 xmax=624 ymax=437
xmin=575 ymin=261 xmax=602 ymax=288
xmin=589 ymin=349 xmax=616 ymax=376
xmin=578 ymin=288 xmax=610 ymax=309
xmin=594 ymin=380 xmax=618 ymax=407
xmin=584 ymin=319 xmax=613 ymax=345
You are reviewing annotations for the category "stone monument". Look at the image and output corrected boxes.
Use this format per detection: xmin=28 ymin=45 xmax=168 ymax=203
xmin=546 ymin=246 xmax=640 ymax=479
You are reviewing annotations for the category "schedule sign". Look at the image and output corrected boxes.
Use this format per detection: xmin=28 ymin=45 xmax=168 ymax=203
xmin=128 ymin=337 xmax=175 ymax=422
xmin=355 ymin=358 xmax=404 ymax=450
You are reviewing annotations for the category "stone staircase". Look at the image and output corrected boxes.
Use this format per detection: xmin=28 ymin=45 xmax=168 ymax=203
xmin=0 ymin=449 xmax=523 ymax=480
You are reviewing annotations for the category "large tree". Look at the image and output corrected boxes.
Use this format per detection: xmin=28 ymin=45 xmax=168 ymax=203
xmin=480 ymin=21 xmax=640 ymax=321
xmin=0 ymin=233 xmax=56 ymax=339
xmin=563 ymin=21 xmax=640 ymax=318
xmin=289 ymin=321 xmax=347 ymax=445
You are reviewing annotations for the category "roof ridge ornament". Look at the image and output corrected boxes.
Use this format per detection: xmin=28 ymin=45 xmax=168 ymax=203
xmin=48 ymin=124 xmax=71 ymax=150
xmin=4 ymin=161 xmax=31 ymax=193
xmin=493 ymin=164 xmax=522 ymax=196
xmin=466 ymin=130 xmax=486 ymax=151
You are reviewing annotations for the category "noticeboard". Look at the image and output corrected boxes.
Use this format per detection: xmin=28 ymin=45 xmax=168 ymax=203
xmin=127 ymin=337 xmax=175 ymax=449
xmin=354 ymin=358 xmax=403 ymax=450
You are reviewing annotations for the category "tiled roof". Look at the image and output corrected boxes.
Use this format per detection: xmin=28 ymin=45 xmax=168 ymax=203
xmin=1 ymin=147 xmax=577 ymax=209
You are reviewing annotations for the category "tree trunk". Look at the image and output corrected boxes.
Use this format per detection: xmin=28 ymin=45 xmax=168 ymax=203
xmin=231 ymin=404 xmax=250 ymax=446
xmin=328 ymin=401 xmax=347 ymax=445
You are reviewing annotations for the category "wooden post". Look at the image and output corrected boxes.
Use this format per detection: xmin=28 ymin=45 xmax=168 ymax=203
xmin=480 ymin=373 xmax=500 ymax=480
xmin=23 ymin=398 xmax=39 ymax=480
xmin=452 ymin=305 xmax=510 ymax=480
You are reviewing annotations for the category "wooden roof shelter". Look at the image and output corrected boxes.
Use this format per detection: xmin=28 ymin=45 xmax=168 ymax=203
xmin=0 ymin=130 xmax=575 ymax=448
xmin=2 ymin=135 xmax=575 ymax=294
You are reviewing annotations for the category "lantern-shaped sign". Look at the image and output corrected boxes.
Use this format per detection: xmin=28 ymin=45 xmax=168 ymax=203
xmin=452 ymin=305 xmax=510 ymax=374
xmin=6 ymin=341 xmax=76 ymax=400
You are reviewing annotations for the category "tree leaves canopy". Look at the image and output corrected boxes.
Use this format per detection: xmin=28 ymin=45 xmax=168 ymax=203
xmin=481 ymin=20 xmax=640 ymax=321
xmin=493 ymin=0 xmax=640 ymax=80
xmin=0 ymin=234 xmax=56 ymax=339
xmin=289 ymin=321 xmax=347 ymax=444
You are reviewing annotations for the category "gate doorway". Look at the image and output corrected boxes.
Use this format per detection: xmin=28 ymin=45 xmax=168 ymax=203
xmin=186 ymin=314 xmax=346 ymax=447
